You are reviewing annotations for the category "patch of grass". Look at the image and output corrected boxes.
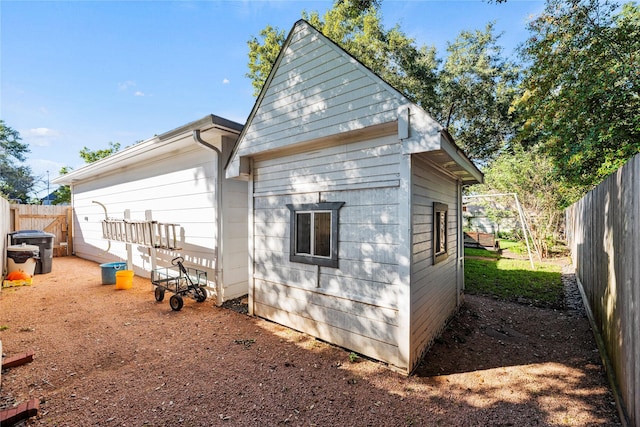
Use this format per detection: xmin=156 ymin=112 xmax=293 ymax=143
xmin=0 ymin=325 xmax=9 ymax=331
xmin=465 ymin=257 xmax=563 ymax=307
xmin=498 ymin=239 xmax=527 ymax=254
xmin=464 ymin=247 xmax=500 ymax=259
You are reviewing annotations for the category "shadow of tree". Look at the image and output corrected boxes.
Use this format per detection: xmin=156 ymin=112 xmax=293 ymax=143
xmin=0 ymin=257 xmax=621 ymax=426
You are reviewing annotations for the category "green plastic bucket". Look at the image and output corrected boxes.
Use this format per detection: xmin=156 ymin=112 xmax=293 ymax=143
xmin=99 ymin=262 xmax=127 ymax=285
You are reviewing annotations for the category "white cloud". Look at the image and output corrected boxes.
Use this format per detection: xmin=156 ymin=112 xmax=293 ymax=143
xmin=117 ymin=80 xmax=136 ymax=91
xmin=223 ymin=78 xmax=230 ymax=84
xmin=26 ymin=128 xmax=55 ymax=137
xmin=22 ymin=127 xmax=61 ymax=147
xmin=118 ymin=81 xmax=148 ymax=96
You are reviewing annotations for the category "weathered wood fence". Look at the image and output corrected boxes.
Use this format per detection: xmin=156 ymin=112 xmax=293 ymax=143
xmin=565 ymin=153 xmax=639 ymax=427
xmin=9 ymin=204 xmax=72 ymax=257
xmin=1 ymin=202 xmax=72 ymax=277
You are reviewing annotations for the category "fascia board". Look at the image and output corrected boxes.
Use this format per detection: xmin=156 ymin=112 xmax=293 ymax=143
xmin=51 ymin=136 xmax=161 ymax=185
xmin=53 ymin=115 xmax=241 ymax=185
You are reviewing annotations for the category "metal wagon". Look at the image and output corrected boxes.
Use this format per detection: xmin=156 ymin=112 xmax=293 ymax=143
xmin=151 ymin=256 xmax=207 ymax=311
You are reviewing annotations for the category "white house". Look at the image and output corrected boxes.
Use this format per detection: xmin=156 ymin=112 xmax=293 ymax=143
xmin=226 ymin=20 xmax=483 ymax=374
xmin=53 ymin=115 xmax=248 ymax=304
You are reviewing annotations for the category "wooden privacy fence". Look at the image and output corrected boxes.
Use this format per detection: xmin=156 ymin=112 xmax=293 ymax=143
xmin=565 ymin=153 xmax=639 ymax=427
xmin=8 ymin=204 xmax=72 ymax=257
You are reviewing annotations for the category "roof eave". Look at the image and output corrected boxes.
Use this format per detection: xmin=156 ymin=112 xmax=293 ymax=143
xmin=438 ymin=129 xmax=484 ymax=185
xmin=52 ymin=114 xmax=244 ymax=186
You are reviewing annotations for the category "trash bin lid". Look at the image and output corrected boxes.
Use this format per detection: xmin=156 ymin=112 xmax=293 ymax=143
xmin=11 ymin=230 xmax=55 ymax=238
xmin=8 ymin=244 xmax=40 ymax=252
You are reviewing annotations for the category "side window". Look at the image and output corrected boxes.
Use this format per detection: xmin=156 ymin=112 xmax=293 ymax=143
xmin=433 ymin=202 xmax=448 ymax=264
xmin=287 ymin=202 xmax=345 ymax=268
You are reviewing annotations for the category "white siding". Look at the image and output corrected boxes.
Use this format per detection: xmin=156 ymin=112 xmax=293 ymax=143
xmin=221 ymin=176 xmax=249 ymax=300
xmin=72 ymin=144 xmax=217 ymax=269
xmin=71 ymin=142 xmax=248 ymax=301
xmin=251 ymin=135 xmax=405 ymax=369
xmin=234 ymin=22 xmax=402 ymax=162
xmin=229 ymin=19 xmax=478 ymax=373
xmin=409 ymin=154 xmax=461 ymax=370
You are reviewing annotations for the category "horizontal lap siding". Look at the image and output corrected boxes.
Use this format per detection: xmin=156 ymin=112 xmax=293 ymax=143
xmin=236 ymin=23 xmax=400 ymax=159
xmin=253 ymin=137 xmax=401 ymax=195
xmin=254 ymin=283 xmax=400 ymax=366
xmin=221 ymin=177 xmax=249 ymax=300
xmin=71 ymin=145 xmax=218 ymax=277
xmin=410 ymin=155 xmax=459 ymax=367
xmin=252 ymin=137 xmax=404 ymax=368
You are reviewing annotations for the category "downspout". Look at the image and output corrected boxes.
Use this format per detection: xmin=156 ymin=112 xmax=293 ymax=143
xmin=457 ymin=180 xmax=463 ymax=307
xmin=193 ymin=130 xmax=224 ymax=306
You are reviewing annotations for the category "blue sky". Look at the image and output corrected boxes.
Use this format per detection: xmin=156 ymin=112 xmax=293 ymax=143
xmin=1 ymin=0 xmax=543 ymax=198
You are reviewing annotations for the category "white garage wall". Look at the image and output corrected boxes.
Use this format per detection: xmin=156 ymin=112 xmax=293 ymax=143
xmin=71 ymin=144 xmax=219 ymax=284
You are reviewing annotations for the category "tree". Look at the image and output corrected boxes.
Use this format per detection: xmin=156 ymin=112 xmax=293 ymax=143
xmin=53 ymin=142 xmax=121 ymax=204
xmin=437 ymin=24 xmax=521 ymax=165
xmin=469 ymin=144 xmax=583 ymax=257
xmin=0 ymin=120 xmax=35 ymax=203
xmin=246 ymin=25 xmax=288 ymax=97
xmin=79 ymin=142 xmax=121 ymax=163
xmin=51 ymin=166 xmax=72 ymax=205
xmin=518 ymin=0 xmax=640 ymax=187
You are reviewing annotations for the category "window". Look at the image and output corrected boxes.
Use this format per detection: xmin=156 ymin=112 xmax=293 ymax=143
xmin=287 ymin=202 xmax=344 ymax=267
xmin=433 ymin=202 xmax=448 ymax=264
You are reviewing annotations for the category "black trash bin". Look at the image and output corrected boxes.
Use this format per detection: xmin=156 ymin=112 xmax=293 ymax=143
xmin=10 ymin=230 xmax=55 ymax=274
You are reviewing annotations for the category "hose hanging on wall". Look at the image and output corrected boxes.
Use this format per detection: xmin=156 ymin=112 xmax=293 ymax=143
xmin=92 ymin=200 xmax=111 ymax=252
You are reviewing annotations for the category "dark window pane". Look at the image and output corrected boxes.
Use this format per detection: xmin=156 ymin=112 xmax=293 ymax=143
xmin=439 ymin=211 xmax=446 ymax=253
xmin=314 ymin=212 xmax=331 ymax=257
xmin=296 ymin=213 xmax=311 ymax=254
xmin=435 ymin=211 xmax=441 ymax=253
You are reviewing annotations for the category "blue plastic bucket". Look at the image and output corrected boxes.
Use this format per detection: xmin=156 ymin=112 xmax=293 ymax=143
xmin=99 ymin=262 xmax=127 ymax=285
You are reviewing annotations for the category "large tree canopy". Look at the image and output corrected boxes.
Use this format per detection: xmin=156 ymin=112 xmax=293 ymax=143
xmin=438 ymin=24 xmax=521 ymax=164
xmin=0 ymin=120 xmax=35 ymax=203
xmin=518 ymin=0 xmax=640 ymax=187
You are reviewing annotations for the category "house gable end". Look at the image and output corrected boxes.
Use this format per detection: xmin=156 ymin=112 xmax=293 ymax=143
xmin=227 ymin=20 xmax=406 ymax=179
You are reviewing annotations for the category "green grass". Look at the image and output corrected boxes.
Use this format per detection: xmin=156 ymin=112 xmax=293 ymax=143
xmin=464 ymin=247 xmax=500 ymax=259
xmin=464 ymin=256 xmax=563 ymax=308
xmin=498 ymin=239 xmax=527 ymax=254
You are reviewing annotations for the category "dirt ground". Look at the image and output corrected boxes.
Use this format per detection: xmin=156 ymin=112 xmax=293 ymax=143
xmin=1 ymin=256 xmax=621 ymax=426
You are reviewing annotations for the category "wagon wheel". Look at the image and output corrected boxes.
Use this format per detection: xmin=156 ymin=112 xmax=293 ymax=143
xmin=169 ymin=294 xmax=184 ymax=311
xmin=154 ymin=287 xmax=165 ymax=302
xmin=194 ymin=287 xmax=207 ymax=303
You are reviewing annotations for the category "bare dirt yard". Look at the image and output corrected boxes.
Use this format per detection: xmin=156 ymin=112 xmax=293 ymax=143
xmin=1 ymin=256 xmax=621 ymax=426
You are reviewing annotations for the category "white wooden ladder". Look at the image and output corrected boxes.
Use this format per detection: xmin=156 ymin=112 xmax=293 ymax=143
xmin=101 ymin=219 xmax=182 ymax=250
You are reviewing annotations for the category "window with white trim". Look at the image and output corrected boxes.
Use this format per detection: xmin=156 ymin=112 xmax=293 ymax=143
xmin=433 ymin=202 xmax=449 ymax=264
xmin=287 ymin=202 xmax=344 ymax=268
